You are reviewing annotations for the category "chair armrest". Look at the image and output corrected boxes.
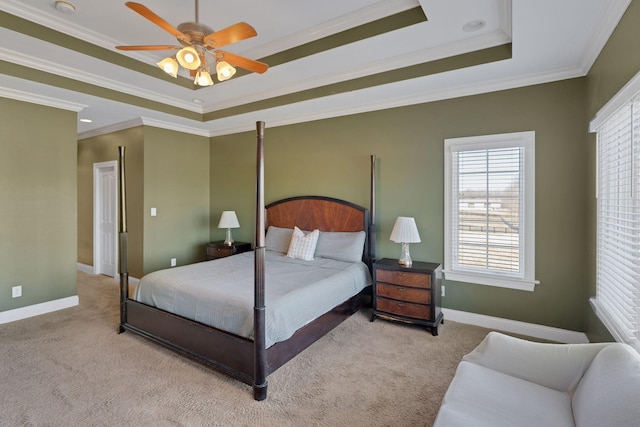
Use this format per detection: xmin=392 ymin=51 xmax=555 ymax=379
xmin=463 ymin=331 xmax=611 ymax=392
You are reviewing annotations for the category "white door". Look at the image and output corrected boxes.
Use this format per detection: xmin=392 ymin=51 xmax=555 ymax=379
xmin=94 ymin=161 xmax=118 ymax=277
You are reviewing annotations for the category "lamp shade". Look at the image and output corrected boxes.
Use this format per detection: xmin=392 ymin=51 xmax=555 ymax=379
xmin=194 ymin=70 xmax=214 ymax=86
xmin=157 ymin=57 xmax=178 ymax=78
xmin=176 ymin=46 xmax=201 ymax=70
xmin=216 ymin=61 xmax=236 ymax=81
xmin=389 ymin=217 xmax=421 ymax=243
xmin=218 ymin=211 xmax=240 ymax=229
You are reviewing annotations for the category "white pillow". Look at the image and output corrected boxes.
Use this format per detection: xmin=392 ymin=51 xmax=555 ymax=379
xmin=286 ymin=226 xmax=319 ymax=261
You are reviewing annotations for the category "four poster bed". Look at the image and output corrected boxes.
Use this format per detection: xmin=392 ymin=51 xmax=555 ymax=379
xmin=117 ymin=122 xmax=377 ymax=400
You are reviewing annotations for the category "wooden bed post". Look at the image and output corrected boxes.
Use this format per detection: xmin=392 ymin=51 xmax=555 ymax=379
xmin=118 ymin=146 xmax=129 ymax=333
xmin=369 ymin=154 xmax=376 ymax=269
xmin=253 ymin=121 xmax=268 ymax=401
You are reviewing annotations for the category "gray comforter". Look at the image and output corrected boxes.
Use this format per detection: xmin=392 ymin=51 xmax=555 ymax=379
xmin=133 ymin=251 xmax=372 ymax=348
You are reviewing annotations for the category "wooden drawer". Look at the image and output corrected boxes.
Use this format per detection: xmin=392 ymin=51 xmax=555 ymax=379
xmin=377 ymin=283 xmax=431 ymax=304
xmin=206 ymin=242 xmax=252 ymax=260
xmin=207 ymin=245 xmax=234 ymax=258
xmin=376 ymin=269 xmax=431 ymax=289
xmin=376 ymin=297 xmax=431 ymax=320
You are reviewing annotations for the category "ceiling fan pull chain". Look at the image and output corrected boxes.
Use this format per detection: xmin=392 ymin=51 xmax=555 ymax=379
xmin=195 ymin=0 xmax=199 ymax=23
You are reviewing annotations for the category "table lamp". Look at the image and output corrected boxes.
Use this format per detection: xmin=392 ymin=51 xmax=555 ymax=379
xmin=218 ymin=211 xmax=240 ymax=246
xmin=389 ymin=216 xmax=421 ymax=267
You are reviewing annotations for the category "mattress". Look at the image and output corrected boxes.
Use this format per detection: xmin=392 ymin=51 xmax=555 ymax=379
xmin=133 ymin=251 xmax=372 ymax=348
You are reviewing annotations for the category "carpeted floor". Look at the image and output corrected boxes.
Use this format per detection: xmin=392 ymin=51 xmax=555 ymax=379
xmin=0 ymin=271 xmax=495 ymax=426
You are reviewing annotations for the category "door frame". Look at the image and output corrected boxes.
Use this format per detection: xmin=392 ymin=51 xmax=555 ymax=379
xmin=93 ymin=160 xmax=118 ymax=278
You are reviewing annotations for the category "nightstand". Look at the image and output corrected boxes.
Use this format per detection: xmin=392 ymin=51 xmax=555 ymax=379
xmin=371 ymin=258 xmax=443 ymax=335
xmin=206 ymin=241 xmax=252 ymax=260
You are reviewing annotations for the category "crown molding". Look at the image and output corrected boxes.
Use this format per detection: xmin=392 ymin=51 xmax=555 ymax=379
xmin=1 ymin=0 xmax=421 ymax=69
xmin=0 ymin=85 xmax=86 ymax=111
xmin=207 ymin=63 xmax=585 ymax=137
xmin=241 ymin=0 xmax=420 ymax=59
xmin=0 ymin=46 xmax=201 ymax=113
xmin=202 ymin=30 xmax=511 ymax=113
xmin=140 ymin=117 xmax=210 ymax=137
xmin=578 ymin=0 xmax=632 ymax=75
xmin=78 ymin=116 xmax=210 ymax=140
xmin=78 ymin=118 xmax=143 ymax=140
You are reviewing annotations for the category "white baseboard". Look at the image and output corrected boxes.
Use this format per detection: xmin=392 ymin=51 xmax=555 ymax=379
xmin=76 ymin=263 xmax=140 ymax=286
xmin=0 ymin=295 xmax=79 ymax=325
xmin=77 ymin=263 xmax=94 ymax=274
xmin=442 ymin=308 xmax=589 ymax=344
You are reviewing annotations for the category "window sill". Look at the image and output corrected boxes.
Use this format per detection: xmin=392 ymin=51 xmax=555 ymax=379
xmin=443 ymin=270 xmax=538 ymax=292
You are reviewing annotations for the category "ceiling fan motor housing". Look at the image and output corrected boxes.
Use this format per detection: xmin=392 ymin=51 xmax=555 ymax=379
xmin=177 ymin=22 xmax=215 ymax=46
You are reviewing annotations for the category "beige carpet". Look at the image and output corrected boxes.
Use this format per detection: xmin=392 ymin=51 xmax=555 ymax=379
xmin=0 ymin=271 xmax=495 ymax=426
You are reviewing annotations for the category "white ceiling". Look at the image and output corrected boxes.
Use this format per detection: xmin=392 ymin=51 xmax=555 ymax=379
xmin=0 ymin=0 xmax=631 ymax=138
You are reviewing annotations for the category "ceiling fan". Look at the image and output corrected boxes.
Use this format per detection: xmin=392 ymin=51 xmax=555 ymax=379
xmin=115 ymin=1 xmax=268 ymax=86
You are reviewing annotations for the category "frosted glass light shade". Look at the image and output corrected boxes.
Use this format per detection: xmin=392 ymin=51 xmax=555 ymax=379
xmin=176 ymin=46 xmax=201 ymax=70
xmin=194 ymin=70 xmax=214 ymax=86
xmin=157 ymin=57 xmax=178 ymax=78
xmin=216 ymin=61 xmax=236 ymax=81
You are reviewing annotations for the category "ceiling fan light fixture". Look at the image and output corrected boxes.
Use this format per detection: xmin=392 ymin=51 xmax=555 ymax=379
xmin=157 ymin=57 xmax=178 ymax=78
xmin=216 ymin=61 xmax=236 ymax=81
xmin=176 ymin=46 xmax=201 ymax=70
xmin=194 ymin=70 xmax=214 ymax=86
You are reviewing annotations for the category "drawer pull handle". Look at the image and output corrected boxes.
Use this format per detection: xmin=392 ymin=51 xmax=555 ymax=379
xmin=398 ymin=287 xmax=406 ymax=292
xmin=396 ymin=302 xmax=405 ymax=307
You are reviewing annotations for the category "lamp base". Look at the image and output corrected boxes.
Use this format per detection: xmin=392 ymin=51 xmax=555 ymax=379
xmin=224 ymin=228 xmax=234 ymax=246
xmin=398 ymin=242 xmax=412 ymax=267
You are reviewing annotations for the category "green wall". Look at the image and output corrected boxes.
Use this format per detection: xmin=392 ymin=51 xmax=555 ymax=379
xmin=211 ymin=77 xmax=589 ymax=332
xmin=583 ymin=0 xmax=640 ymax=342
xmin=142 ymin=127 xmax=209 ymax=274
xmin=77 ymin=127 xmax=145 ymax=278
xmin=77 ymin=126 xmax=209 ymax=277
xmin=0 ymin=98 xmax=77 ymax=311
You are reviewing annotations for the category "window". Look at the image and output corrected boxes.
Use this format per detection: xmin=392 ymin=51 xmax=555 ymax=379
xmin=590 ymin=71 xmax=640 ymax=352
xmin=444 ymin=131 xmax=537 ymax=291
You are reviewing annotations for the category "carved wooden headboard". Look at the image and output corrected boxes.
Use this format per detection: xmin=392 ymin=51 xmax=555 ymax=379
xmin=265 ymin=195 xmax=372 ymax=267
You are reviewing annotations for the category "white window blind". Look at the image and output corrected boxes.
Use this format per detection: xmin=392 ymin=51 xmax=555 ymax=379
xmin=444 ymin=132 xmax=536 ymax=291
xmin=593 ymin=94 xmax=640 ymax=352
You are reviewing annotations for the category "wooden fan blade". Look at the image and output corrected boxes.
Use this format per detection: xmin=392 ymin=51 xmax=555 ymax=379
xmin=217 ymin=50 xmax=268 ymax=74
xmin=116 ymin=45 xmax=181 ymax=51
xmin=125 ymin=2 xmax=188 ymax=40
xmin=203 ymin=22 xmax=257 ymax=49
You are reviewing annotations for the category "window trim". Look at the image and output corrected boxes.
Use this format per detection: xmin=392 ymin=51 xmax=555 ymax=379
xmin=444 ymin=131 xmax=537 ymax=292
xmin=590 ymin=70 xmax=640 ymax=352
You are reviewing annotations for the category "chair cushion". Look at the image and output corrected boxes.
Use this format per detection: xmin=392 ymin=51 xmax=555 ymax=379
xmin=572 ymin=344 xmax=640 ymax=427
xmin=434 ymin=361 xmax=574 ymax=427
xmin=462 ymin=331 xmax=608 ymax=392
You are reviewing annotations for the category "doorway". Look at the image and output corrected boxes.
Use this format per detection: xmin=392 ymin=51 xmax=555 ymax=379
xmin=93 ymin=161 xmax=118 ymax=277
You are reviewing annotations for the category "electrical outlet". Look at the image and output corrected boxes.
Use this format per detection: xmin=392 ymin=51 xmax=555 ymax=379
xmin=441 ymin=285 xmax=445 ymax=297
xmin=170 ymin=258 xmax=176 ymax=267
xmin=12 ymin=285 xmax=22 ymax=298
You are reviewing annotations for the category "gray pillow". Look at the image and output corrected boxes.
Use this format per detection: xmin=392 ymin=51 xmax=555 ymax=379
xmin=265 ymin=226 xmax=293 ymax=253
xmin=315 ymin=231 xmax=366 ymax=263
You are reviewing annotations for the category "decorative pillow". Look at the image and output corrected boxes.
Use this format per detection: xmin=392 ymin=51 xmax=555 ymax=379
xmin=265 ymin=226 xmax=293 ymax=253
xmin=286 ymin=226 xmax=319 ymax=261
xmin=315 ymin=231 xmax=366 ymax=263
